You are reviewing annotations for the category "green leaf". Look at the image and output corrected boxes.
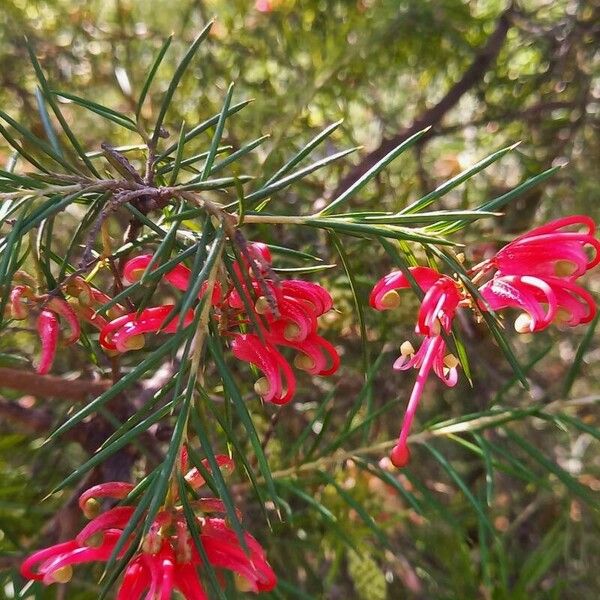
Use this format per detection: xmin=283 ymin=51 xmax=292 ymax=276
xmin=423 ymin=441 xmax=495 ymax=534
xmin=152 ymin=21 xmax=213 ymax=144
xmin=318 ymin=127 xmax=431 ymax=216
xmin=136 ymin=35 xmax=173 ymax=121
xmin=400 ymin=143 xmax=519 ymax=214
xmin=26 ymin=41 xmax=100 ymax=176
xmin=263 ymin=119 xmax=343 ymax=186
xmin=206 ymin=334 xmax=280 ymax=507
xmin=51 ymin=90 xmax=138 ymax=132
xmin=245 ymin=147 xmax=360 ymax=206
xmin=201 ymin=83 xmax=235 ymax=180
xmin=562 ymin=310 xmax=599 ymax=397
xmin=504 ymin=429 xmax=599 ymax=508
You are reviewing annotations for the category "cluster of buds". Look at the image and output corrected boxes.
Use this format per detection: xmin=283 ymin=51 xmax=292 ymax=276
xmin=371 ymin=216 xmax=599 ymax=468
xmin=21 ymin=453 xmax=276 ymax=597
xmin=104 ymin=242 xmax=339 ymax=404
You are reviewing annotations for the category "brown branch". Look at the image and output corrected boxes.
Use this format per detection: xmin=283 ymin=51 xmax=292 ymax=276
xmin=0 ymin=367 xmax=111 ymax=401
xmin=331 ymin=5 xmax=515 ymax=199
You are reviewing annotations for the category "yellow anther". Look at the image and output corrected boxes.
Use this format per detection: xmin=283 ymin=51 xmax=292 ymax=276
xmin=430 ymin=318 xmax=442 ymax=336
xmin=380 ymin=290 xmax=400 ymax=309
xmin=284 ymin=323 xmax=301 ymax=340
xmin=123 ymin=335 xmax=146 ymax=351
xmin=51 ymin=566 xmax=73 ymax=583
xmin=254 ymin=377 xmax=270 ymax=397
xmin=82 ymin=498 xmax=101 ymax=520
xmin=443 ymin=353 xmax=460 ymax=369
xmin=294 ymin=354 xmax=315 ymax=371
xmin=254 ymin=296 xmax=270 ymax=314
xmin=555 ymin=260 xmax=576 ymax=277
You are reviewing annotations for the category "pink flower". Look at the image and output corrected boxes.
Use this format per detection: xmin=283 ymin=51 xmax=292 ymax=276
xmin=370 ymin=267 xmax=465 ymax=467
xmin=116 ymin=244 xmax=339 ymax=404
xmin=7 ymin=282 xmax=82 ymax=374
xmin=488 ymin=215 xmax=600 ymax=279
xmin=477 ymin=216 xmax=599 ymax=332
xmin=231 ymin=333 xmax=296 ymax=404
xmin=99 ymin=305 xmax=195 ymax=352
xmin=21 ymin=457 xmax=277 ymax=597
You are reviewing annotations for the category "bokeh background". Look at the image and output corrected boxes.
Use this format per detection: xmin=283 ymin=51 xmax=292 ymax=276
xmin=0 ymin=1 xmax=599 ymax=598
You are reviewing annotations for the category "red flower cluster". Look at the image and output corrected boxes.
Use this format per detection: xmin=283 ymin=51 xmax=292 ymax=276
xmin=21 ymin=455 xmax=276 ymax=598
xmin=107 ymin=242 xmax=339 ymax=404
xmin=371 ymin=216 xmax=599 ymax=468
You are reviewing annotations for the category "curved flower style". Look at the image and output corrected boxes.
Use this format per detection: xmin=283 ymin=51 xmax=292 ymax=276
xmin=477 ymin=215 xmax=599 ymax=332
xmin=370 ymin=266 xmax=465 ymax=467
xmin=113 ymin=242 xmax=339 ymax=404
xmin=21 ymin=455 xmax=276 ymax=598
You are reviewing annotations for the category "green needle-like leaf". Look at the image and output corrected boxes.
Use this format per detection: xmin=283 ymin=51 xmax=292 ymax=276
xmin=318 ymin=127 xmax=430 ymax=216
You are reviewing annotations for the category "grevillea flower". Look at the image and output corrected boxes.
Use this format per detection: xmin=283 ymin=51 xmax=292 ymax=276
xmin=21 ymin=456 xmax=276 ymax=598
xmin=6 ymin=278 xmax=81 ymax=374
xmin=99 ymin=305 xmax=195 ymax=352
xmin=477 ymin=216 xmax=599 ymax=332
xmin=370 ymin=266 xmax=465 ymax=467
xmin=112 ymin=243 xmax=339 ymax=404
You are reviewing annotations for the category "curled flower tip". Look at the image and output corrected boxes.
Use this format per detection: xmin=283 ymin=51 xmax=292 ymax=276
xmin=390 ymin=443 xmax=410 ymax=468
xmin=50 ymin=565 xmax=73 ymax=584
xmin=514 ymin=312 xmax=534 ymax=333
xmin=10 ymin=285 xmax=31 ymax=319
xmin=47 ymin=297 xmax=81 ymax=344
xmin=36 ymin=310 xmax=59 ymax=374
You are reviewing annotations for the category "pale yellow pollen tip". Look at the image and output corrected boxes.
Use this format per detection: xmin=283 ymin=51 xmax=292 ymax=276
xmin=380 ymin=290 xmax=400 ymax=309
xmin=555 ymin=260 xmax=576 ymax=277
xmin=400 ymin=340 xmax=415 ymax=356
xmin=284 ymin=323 xmax=301 ymax=341
xmin=254 ymin=377 xmax=270 ymax=397
xmin=124 ymin=334 xmax=146 ymax=350
xmin=294 ymin=354 xmax=315 ymax=371
xmin=514 ymin=313 xmax=533 ymax=333
xmin=254 ymin=296 xmax=270 ymax=314
xmin=443 ymin=353 xmax=460 ymax=369
xmin=82 ymin=498 xmax=100 ymax=520
xmin=51 ymin=565 xmax=73 ymax=583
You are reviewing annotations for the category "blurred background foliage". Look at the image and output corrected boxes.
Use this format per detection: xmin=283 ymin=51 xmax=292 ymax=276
xmin=0 ymin=0 xmax=599 ymax=598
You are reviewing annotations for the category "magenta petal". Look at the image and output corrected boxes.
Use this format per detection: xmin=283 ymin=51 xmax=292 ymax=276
xmin=117 ymin=558 xmax=150 ymax=600
xmin=36 ymin=310 xmax=59 ymax=374
xmin=174 ymin=563 xmax=209 ymax=600
xmin=21 ymin=540 xmax=79 ymax=580
xmin=76 ymin=506 xmax=135 ymax=546
xmin=370 ymin=266 xmax=442 ymax=310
